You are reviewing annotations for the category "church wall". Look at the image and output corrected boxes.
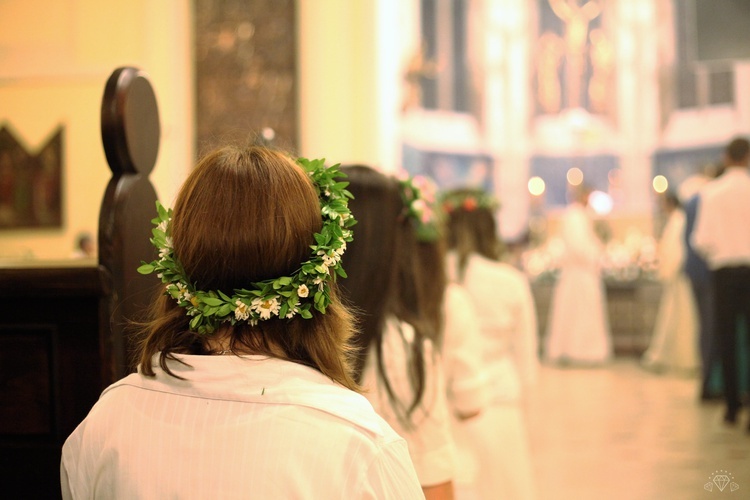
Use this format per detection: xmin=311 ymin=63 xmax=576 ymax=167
xmin=0 ymin=0 xmax=193 ymax=260
xmin=2 ymin=0 xmax=750 ymax=262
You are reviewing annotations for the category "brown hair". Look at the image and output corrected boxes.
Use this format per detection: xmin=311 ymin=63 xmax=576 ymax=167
xmin=339 ymin=165 xmax=402 ymax=379
xmin=412 ymin=238 xmax=448 ymax=347
xmin=135 ymin=145 xmax=359 ymax=391
xmin=340 ymin=165 xmax=430 ymax=425
xmin=726 ymin=136 xmax=750 ymax=164
xmin=444 ymin=188 xmax=500 ymax=281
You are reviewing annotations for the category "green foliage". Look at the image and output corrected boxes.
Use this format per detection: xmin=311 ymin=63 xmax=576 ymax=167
xmin=136 ymin=157 xmax=355 ymax=334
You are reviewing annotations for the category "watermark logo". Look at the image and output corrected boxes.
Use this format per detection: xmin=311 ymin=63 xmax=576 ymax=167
xmin=705 ymin=470 xmax=740 ymax=493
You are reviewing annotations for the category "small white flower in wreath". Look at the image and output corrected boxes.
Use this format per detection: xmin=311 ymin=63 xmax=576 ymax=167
xmin=252 ymin=297 xmax=280 ymax=320
xmin=234 ymin=300 xmax=250 ymax=321
xmin=322 ymin=254 xmax=336 ymax=267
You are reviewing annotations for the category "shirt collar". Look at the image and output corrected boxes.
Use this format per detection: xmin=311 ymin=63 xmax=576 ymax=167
xmin=107 ymin=354 xmax=385 ymax=436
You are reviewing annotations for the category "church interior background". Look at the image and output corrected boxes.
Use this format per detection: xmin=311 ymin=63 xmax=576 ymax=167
xmin=400 ymin=0 xmax=749 ymax=280
xmin=0 ymin=0 xmax=747 ymax=359
xmin=2 ymin=1 xmax=750 ymax=498
xmin=2 ymin=0 xmax=750 ymax=271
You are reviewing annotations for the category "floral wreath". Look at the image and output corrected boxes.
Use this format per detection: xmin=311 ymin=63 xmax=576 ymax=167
xmin=440 ymin=189 xmax=499 ymax=214
xmin=397 ymin=173 xmax=441 ymax=242
xmin=137 ymin=158 xmax=356 ymax=335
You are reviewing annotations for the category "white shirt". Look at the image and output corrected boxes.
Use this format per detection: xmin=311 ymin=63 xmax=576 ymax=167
xmin=361 ymin=317 xmax=457 ymax=487
xmin=692 ymin=167 xmax=750 ymax=269
xmin=61 ymin=354 xmax=424 ymax=500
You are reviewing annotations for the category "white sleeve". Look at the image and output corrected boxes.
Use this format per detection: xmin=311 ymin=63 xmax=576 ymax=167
xmin=360 ymin=440 xmax=426 ymax=499
xmin=60 ymin=459 xmax=73 ymax=500
xmin=511 ymin=274 xmax=540 ymax=390
xmin=441 ymin=284 xmax=490 ymax=416
xmin=60 ymin=422 xmax=85 ymax=500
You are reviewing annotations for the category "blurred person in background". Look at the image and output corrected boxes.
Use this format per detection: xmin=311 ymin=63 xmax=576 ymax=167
xmin=544 ymin=184 xmax=612 ymax=365
xmin=641 ymin=191 xmax=699 ymax=375
xmin=398 ymin=176 xmax=494 ymax=499
xmin=443 ymin=188 xmax=538 ymax=500
xmin=342 ymin=165 xmax=456 ymax=500
xmin=692 ymin=136 xmax=750 ymax=429
xmin=682 ymin=163 xmax=724 ymax=401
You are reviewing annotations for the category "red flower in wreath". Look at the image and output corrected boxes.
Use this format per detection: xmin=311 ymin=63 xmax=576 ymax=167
xmin=462 ymin=198 xmax=478 ymax=211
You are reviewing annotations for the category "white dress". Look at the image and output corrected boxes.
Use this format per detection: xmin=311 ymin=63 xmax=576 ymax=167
xmin=361 ymin=317 xmax=457 ymax=488
xmin=447 ymin=253 xmax=539 ymax=500
xmin=61 ymin=354 xmax=424 ymax=500
xmin=642 ymin=209 xmax=700 ymax=374
xmin=545 ymin=202 xmax=612 ymax=364
xmin=441 ymin=283 xmax=491 ymax=416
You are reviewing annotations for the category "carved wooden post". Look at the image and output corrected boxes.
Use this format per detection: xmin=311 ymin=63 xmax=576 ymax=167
xmin=98 ymin=67 xmax=161 ymax=382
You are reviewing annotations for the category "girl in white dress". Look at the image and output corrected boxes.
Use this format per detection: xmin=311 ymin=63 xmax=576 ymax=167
xmin=342 ymin=165 xmax=456 ymax=500
xmin=642 ymin=192 xmax=700 ymax=374
xmin=443 ymin=188 xmax=539 ymax=500
xmin=397 ymin=177 xmax=495 ymax=497
xmin=61 ymin=147 xmax=423 ymax=499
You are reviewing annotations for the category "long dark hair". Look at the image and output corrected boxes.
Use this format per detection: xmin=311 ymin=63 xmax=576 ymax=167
xmin=135 ymin=146 xmax=358 ymax=391
xmin=340 ymin=165 xmax=428 ymax=424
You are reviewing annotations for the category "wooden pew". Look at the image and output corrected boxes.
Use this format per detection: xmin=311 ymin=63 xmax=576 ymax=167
xmin=0 ymin=67 xmax=161 ymax=498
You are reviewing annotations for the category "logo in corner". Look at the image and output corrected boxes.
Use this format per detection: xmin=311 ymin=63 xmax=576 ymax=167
xmin=705 ymin=470 xmax=740 ymax=493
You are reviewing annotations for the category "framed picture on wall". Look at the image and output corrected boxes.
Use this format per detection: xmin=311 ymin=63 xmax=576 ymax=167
xmin=0 ymin=125 xmax=63 ymax=229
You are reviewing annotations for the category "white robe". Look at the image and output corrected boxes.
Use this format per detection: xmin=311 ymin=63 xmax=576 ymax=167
xmin=446 ymin=253 xmax=539 ymax=500
xmin=441 ymin=283 xmax=491 ymax=416
xmin=642 ymin=209 xmax=700 ymax=373
xmin=361 ymin=317 xmax=457 ymax=488
xmin=544 ymin=202 xmax=612 ymax=364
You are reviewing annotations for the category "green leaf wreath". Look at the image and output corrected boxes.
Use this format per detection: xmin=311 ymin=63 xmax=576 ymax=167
xmin=137 ymin=158 xmax=356 ymax=334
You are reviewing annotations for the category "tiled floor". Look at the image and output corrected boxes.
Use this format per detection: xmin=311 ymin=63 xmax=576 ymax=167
xmin=524 ymin=359 xmax=750 ymax=500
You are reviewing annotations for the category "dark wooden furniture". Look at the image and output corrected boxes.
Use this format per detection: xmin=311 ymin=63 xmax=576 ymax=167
xmin=0 ymin=67 xmax=161 ymax=498
xmin=0 ymin=261 xmax=108 ymax=499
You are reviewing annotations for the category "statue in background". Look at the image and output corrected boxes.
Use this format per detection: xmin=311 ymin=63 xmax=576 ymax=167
xmin=536 ymin=32 xmax=564 ymax=114
xmin=548 ymin=0 xmax=602 ymax=109
xmin=402 ymin=44 xmax=440 ymax=112
xmin=588 ymin=27 xmax=614 ymax=115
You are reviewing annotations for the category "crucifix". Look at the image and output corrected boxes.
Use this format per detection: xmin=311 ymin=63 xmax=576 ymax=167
xmin=549 ymin=0 xmax=602 ymax=109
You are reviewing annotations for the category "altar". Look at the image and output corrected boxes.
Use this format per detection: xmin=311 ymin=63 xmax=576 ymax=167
xmin=532 ymin=278 xmax=662 ymax=356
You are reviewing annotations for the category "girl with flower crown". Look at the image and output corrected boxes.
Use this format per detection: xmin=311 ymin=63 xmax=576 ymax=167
xmin=61 ymin=146 xmax=423 ymax=499
xmin=340 ymin=165 xmax=457 ymax=500
xmin=396 ymin=177 xmax=499 ymax=499
xmin=443 ymin=188 xmax=539 ymax=500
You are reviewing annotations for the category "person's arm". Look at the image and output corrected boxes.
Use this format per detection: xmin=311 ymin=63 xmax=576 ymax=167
xmin=60 ymin=460 xmax=73 ymax=500
xmin=60 ymin=429 xmax=86 ymax=500
xmin=441 ymin=285 xmax=490 ymax=419
xmin=422 ymin=480 xmax=454 ymax=500
xmin=513 ymin=274 xmax=540 ymax=390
